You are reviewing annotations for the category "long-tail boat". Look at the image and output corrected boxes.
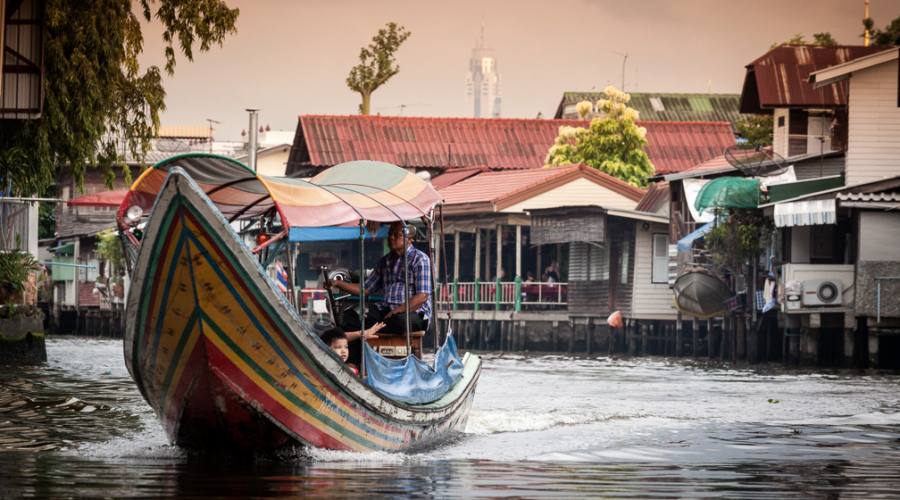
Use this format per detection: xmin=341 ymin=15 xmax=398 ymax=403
xmin=116 ymin=154 xmax=480 ymax=452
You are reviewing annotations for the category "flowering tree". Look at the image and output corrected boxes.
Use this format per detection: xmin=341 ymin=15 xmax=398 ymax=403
xmin=546 ymin=86 xmax=654 ymax=188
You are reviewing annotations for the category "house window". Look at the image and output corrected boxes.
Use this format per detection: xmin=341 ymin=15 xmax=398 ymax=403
xmin=777 ymin=116 xmax=785 ymax=127
xmin=652 ymin=234 xmax=668 ymax=283
xmin=620 ymin=240 xmax=630 ymax=285
xmin=649 ymin=97 xmax=665 ymax=112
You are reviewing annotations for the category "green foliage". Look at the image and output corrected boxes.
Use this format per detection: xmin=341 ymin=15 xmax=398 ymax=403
xmin=546 ymin=86 xmax=654 ymax=188
xmin=771 ymin=32 xmax=837 ymax=48
xmin=0 ymin=248 xmax=39 ymax=300
xmin=812 ymin=33 xmax=837 ymax=46
xmin=96 ymin=229 xmax=125 ymax=276
xmin=735 ymin=114 xmax=773 ymax=148
xmin=346 ymin=22 xmax=412 ymax=115
xmin=0 ymin=0 xmax=239 ymax=197
xmin=863 ymin=15 xmax=900 ymax=46
xmin=704 ymin=209 xmax=773 ymax=273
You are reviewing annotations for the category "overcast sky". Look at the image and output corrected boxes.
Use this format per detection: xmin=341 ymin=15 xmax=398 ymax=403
xmin=138 ymin=0 xmax=900 ymax=140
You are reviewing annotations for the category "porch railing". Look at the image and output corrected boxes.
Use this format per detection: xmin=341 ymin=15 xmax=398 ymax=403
xmin=437 ymin=279 xmax=567 ymax=312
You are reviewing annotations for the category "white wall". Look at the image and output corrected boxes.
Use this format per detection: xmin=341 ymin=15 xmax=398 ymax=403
xmin=254 ymin=147 xmax=290 ymax=177
xmin=847 ymin=59 xmax=900 ymax=185
xmin=631 ymin=223 xmax=677 ymax=319
xmin=773 ymin=108 xmax=790 ymax=159
xmin=502 ymin=178 xmax=639 ymax=213
xmin=859 ymin=212 xmax=900 ymax=261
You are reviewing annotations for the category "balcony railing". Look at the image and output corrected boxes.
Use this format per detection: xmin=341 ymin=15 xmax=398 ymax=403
xmin=437 ymin=279 xmax=567 ymax=312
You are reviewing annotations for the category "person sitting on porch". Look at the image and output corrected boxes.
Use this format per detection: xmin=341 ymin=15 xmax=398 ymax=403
xmin=543 ymin=262 xmax=560 ymax=283
xmin=328 ymin=221 xmax=432 ymax=337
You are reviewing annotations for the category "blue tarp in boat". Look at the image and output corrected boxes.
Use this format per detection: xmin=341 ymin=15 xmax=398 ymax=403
xmin=363 ymin=334 xmax=464 ymax=405
xmin=288 ymin=225 xmax=388 ymax=242
xmin=676 ymin=220 xmax=716 ymax=252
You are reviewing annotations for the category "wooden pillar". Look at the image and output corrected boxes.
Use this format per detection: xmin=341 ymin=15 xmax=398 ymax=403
xmin=485 ymin=230 xmax=492 ymax=280
xmin=536 ymin=245 xmax=542 ymax=281
xmin=553 ymin=321 xmax=560 ymax=352
xmin=515 ymin=225 xmax=522 ymax=279
xmin=586 ymin=319 xmax=593 ymax=355
xmin=692 ymin=317 xmax=699 ymax=357
xmin=453 ymin=232 xmax=460 ymax=280
xmin=474 ymin=230 xmax=481 ymax=280
xmin=496 ymin=224 xmax=503 ymax=280
xmin=707 ymin=319 xmax=713 ymax=360
xmin=675 ymin=312 xmax=682 ymax=357
xmin=568 ymin=321 xmax=575 ymax=353
xmin=640 ymin=322 xmax=648 ymax=356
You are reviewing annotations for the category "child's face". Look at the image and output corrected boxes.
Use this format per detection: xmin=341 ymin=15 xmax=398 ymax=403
xmin=330 ymin=338 xmax=349 ymax=362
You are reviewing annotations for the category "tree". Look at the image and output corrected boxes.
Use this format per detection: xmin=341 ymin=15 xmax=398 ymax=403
xmin=0 ymin=0 xmax=239 ymax=196
xmin=346 ymin=23 xmax=411 ymax=115
xmin=771 ymin=32 xmax=837 ymax=48
xmin=863 ymin=15 xmax=900 ymax=46
xmin=735 ymin=114 xmax=774 ymax=148
xmin=545 ymin=86 xmax=654 ymax=188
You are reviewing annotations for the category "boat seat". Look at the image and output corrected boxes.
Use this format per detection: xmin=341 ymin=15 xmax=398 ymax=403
xmin=369 ymin=331 xmax=425 ymax=359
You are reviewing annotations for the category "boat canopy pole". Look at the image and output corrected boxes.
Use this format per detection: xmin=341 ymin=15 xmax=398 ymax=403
xmin=439 ymin=205 xmax=451 ymax=340
xmin=358 ymin=219 xmax=367 ymax=378
xmin=403 ymin=223 xmax=411 ymax=355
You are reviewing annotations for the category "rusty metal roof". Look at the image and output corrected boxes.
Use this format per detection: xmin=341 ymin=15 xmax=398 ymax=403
xmin=740 ymin=45 xmax=881 ymax=113
xmin=288 ymin=115 xmax=735 ymax=176
xmin=555 ymin=92 xmax=743 ymax=127
xmin=429 ymin=167 xmax=484 ymax=190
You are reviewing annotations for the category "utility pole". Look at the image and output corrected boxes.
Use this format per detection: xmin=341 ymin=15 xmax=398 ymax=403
xmin=205 ymin=118 xmax=221 ymax=154
xmin=246 ymin=109 xmax=259 ymax=172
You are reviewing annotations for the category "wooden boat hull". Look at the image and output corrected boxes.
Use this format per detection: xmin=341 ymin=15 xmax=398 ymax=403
xmin=124 ymin=168 xmax=480 ymax=452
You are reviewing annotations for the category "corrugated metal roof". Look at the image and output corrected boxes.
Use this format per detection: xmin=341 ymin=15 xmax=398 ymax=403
xmin=439 ymin=164 xmax=645 ymax=212
xmin=555 ymin=92 xmax=742 ymax=126
xmin=635 ymin=181 xmax=669 ymax=213
xmin=740 ymin=45 xmax=881 ymax=112
xmin=836 ymin=192 xmax=900 ymax=202
xmin=429 ymin=167 xmax=484 ymax=190
xmin=288 ymin=115 xmax=736 ymax=175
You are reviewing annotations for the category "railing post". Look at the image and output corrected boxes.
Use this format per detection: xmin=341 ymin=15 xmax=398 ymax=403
xmin=514 ymin=276 xmax=522 ymax=312
xmin=495 ymin=277 xmax=502 ymax=310
xmin=474 ymin=278 xmax=481 ymax=311
xmin=452 ymin=279 xmax=459 ymax=310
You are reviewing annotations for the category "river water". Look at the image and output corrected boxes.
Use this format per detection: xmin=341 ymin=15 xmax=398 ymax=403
xmin=1 ymin=338 xmax=900 ymax=498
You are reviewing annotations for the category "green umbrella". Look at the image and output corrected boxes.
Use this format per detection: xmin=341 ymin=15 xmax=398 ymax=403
xmin=694 ymin=177 xmax=760 ymax=214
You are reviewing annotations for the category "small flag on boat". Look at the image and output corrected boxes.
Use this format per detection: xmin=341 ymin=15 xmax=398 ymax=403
xmin=275 ymin=261 xmax=289 ymax=293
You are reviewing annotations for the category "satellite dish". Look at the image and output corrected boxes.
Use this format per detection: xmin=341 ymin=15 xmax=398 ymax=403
xmin=725 ymin=145 xmax=788 ymax=177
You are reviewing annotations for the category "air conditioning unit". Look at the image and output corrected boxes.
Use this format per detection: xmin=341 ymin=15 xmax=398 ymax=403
xmin=801 ymin=279 xmax=843 ymax=307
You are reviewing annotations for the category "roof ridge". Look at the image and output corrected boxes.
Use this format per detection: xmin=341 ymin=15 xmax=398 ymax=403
xmin=299 ymin=114 xmax=732 ymax=127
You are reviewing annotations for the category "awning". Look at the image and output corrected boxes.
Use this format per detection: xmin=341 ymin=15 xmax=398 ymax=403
xmin=68 ymin=189 xmax=129 ymax=207
xmin=694 ymin=177 xmax=760 ymax=214
xmin=773 ymin=198 xmax=836 ymax=227
xmin=288 ymin=225 xmax=388 ymax=242
xmin=676 ymin=220 xmax=716 ymax=252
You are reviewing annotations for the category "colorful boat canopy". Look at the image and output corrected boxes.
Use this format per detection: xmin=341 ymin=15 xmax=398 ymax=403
xmin=118 ymin=154 xmax=441 ymax=230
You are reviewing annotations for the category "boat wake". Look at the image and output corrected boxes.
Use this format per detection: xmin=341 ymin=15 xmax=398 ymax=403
xmin=464 ymin=409 xmax=643 ymax=435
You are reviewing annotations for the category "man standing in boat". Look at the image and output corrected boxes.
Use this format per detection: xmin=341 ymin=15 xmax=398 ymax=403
xmin=327 ymin=221 xmax=432 ymax=339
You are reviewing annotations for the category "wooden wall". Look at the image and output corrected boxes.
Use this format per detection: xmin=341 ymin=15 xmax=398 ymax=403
xmin=847 ymin=59 xmax=900 ymax=185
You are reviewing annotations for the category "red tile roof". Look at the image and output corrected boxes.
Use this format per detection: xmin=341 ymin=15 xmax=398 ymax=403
xmin=288 ymin=115 xmax=735 ymax=175
xmin=439 ymin=164 xmax=645 ymax=214
xmin=740 ymin=45 xmax=881 ymax=113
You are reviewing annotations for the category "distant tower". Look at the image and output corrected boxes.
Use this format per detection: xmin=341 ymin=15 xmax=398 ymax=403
xmin=465 ymin=26 xmax=501 ymax=118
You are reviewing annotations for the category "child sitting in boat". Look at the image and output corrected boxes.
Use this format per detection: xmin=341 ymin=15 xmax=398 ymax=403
xmin=321 ymin=322 xmax=385 ymax=375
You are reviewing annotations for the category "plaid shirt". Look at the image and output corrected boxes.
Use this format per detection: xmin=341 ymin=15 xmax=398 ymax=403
xmin=365 ymin=245 xmax=433 ymax=319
